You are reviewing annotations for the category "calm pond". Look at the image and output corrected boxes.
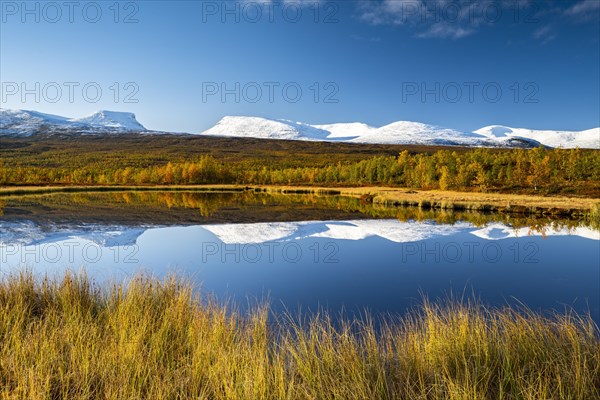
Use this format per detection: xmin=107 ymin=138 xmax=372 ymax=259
xmin=1 ymin=191 xmax=598 ymax=321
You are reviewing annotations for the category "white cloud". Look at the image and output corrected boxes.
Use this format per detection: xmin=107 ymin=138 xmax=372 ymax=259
xmin=356 ymin=0 xmax=598 ymax=41
xmin=564 ymin=0 xmax=600 ymax=19
xmin=532 ymin=25 xmax=556 ymax=44
xmin=416 ymin=22 xmax=474 ymax=39
xmin=356 ymin=0 xmax=492 ymax=39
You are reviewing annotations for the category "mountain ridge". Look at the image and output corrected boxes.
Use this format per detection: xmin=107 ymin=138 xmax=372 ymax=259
xmin=1 ymin=109 xmax=598 ymax=149
xmin=200 ymin=116 xmax=598 ymax=149
xmin=0 ymin=109 xmax=146 ymax=135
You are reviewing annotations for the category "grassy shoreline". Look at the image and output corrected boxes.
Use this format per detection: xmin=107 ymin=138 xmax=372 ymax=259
xmin=1 ymin=184 xmax=599 ymax=216
xmin=1 ymin=272 xmax=598 ymax=399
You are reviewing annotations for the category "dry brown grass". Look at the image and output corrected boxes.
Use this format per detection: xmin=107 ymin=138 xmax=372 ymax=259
xmin=0 ymin=271 xmax=598 ymax=400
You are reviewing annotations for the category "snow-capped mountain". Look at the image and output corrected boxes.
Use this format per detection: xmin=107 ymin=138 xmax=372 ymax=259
xmin=200 ymin=116 xmax=331 ymax=141
xmin=475 ymin=125 xmax=600 ymax=149
xmin=2 ymin=108 xmax=598 ymax=149
xmin=351 ymin=121 xmax=489 ymax=146
xmin=200 ymin=116 xmax=547 ymax=148
xmin=70 ymin=110 xmax=145 ymax=131
xmin=312 ymin=122 xmax=377 ymax=139
xmin=200 ymin=116 xmax=599 ymax=149
xmin=201 ymin=116 xmax=479 ymax=144
xmin=0 ymin=109 xmax=146 ymax=136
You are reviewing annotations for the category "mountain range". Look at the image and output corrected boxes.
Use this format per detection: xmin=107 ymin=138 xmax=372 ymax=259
xmin=1 ymin=109 xmax=598 ymax=149
xmin=0 ymin=109 xmax=146 ymax=135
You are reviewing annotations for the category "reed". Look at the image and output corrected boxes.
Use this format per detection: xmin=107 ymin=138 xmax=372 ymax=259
xmin=0 ymin=271 xmax=598 ymax=399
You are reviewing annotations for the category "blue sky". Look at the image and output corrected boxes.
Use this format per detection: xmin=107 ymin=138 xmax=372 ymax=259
xmin=1 ymin=0 xmax=599 ymax=133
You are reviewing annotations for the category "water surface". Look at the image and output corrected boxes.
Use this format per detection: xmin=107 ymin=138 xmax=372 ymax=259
xmin=1 ymin=191 xmax=598 ymax=321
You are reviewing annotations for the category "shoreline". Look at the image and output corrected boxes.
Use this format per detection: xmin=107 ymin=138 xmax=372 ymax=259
xmin=1 ymin=184 xmax=599 ymax=216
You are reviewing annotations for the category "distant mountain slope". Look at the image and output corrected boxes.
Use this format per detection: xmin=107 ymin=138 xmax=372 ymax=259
xmin=200 ymin=116 xmax=599 ymax=149
xmin=200 ymin=116 xmax=545 ymax=148
xmin=200 ymin=116 xmax=331 ymax=141
xmin=312 ymin=122 xmax=377 ymax=139
xmin=475 ymin=125 xmax=600 ymax=149
xmin=350 ymin=121 xmax=486 ymax=146
xmin=0 ymin=109 xmax=146 ymax=136
xmin=70 ymin=110 xmax=146 ymax=131
xmin=2 ymin=108 xmax=598 ymax=149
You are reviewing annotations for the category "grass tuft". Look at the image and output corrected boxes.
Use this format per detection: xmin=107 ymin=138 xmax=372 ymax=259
xmin=0 ymin=272 xmax=598 ymax=399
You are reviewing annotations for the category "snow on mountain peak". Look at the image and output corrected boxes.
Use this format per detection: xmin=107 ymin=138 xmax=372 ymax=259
xmin=201 ymin=116 xmax=499 ymax=147
xmin=312 ymin=122 xmax=377 ymax=139
xmin=199 ymin=116 xmax=599 ymax=149
xmin=202 ymin=116 xmax=331 ymax=141
xmin=2 ymin=108 xmax=598 ymax=149
xmin=70 ymin=110 xmax=145 ymax=130
xmin=474 ymin=125 xmax=514 ymax=137
xmin=351 ymin=120 xmax=486 ymax=145
xmin=0 ymin=108 xmax=146 ymax=135
xmin=475 ymin=125 xmax=600 ymax=149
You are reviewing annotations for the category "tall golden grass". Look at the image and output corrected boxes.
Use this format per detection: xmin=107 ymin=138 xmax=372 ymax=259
xmin=0 ymin=272 xmax=598 ymax=399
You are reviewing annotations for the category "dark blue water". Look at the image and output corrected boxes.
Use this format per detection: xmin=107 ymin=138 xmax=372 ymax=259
xmin=2 ymin=219 xmax=598 ymax=322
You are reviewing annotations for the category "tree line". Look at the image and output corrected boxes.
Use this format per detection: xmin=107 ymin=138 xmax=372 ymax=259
xmin=2 ymin=147 xmax=598 ymax=195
